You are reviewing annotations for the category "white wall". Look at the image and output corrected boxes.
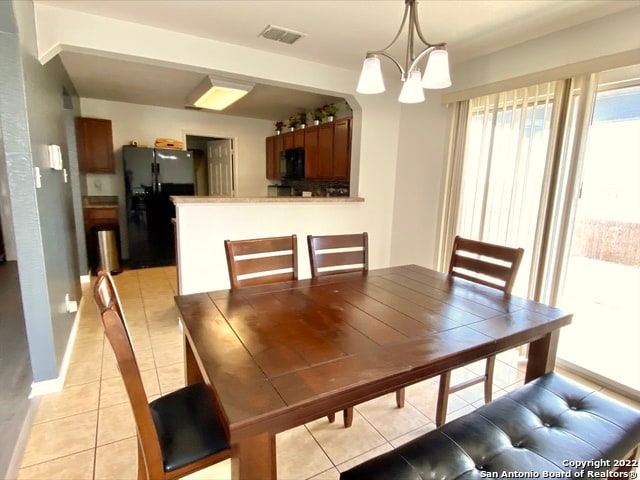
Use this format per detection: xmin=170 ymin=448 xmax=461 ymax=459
xmin=390 ymin=7 xmax=640 ymax=271
xmin=391 ymin=94 xmax=451 ymax=269
xmin=38 ymin=5 xmax=403 ymax=271
xmin=176 ymin=201 xmax=377 ymax=294
xmin=447 ymin=7 xmax=640 ymax=100
xmin=39 ymin=4 xmax=639 ymax=279
xmin=79 ymin=98 xmax=275 ymax=257
xmin=80 ymin=98 xmax=274 ymax=197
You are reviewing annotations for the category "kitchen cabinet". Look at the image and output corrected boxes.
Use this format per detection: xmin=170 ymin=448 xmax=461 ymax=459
xmin=75 ymin=117 xmax=115 ymax=173
xmin=266 ymin=134 xmax=285 ymax=180
xmin=293 ymin=129 xmax=305 ymax=148
xmin=265 ymin=118 xmax=352 ymax=181
xmin=265 ymin=136 xmax=279 ymax=180
xmin=282 ymin=131 xmax=294 ymax=150
xmin=317 ymin=123 xmax=334 ymax=178
xmin=84 ymin=206 xmax=119 ymax=230
xmin=304 ymin=126 xmax=319 ymax=179
xmin=332 ymin=118 xmax=351 ymax=181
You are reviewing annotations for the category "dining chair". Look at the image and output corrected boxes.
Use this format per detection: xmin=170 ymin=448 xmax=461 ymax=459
xmin=224 ymin=234 xmax=298 ymax=289
xmin=307 ymin=232 xmax=368 ymax=277
xmin=435 ymin=235 xmax=525 ymax=426
xmin=307 ymin=232 xmax=403 ymax=428
xmin=93 ymin=270 xmax=231 ymax=480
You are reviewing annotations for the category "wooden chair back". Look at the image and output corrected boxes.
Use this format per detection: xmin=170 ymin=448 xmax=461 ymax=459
xmin=224 ymin=235 xmax=298 ymax=289
xmin=93 ymin=270 xmax=164 ymax=478
xmin=448 ymin=235 xmax=524 ymax=294
xmin=307 ymin=232 xmax=368 ymax=278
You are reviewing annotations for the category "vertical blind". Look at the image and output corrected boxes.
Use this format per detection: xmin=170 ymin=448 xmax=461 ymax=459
xmin=442 ymin=81 xmax=562 ymax=296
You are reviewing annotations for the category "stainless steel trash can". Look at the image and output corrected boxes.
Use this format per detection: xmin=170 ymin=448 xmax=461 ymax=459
xmin=95 ymin=227 xmax=121 ymax=274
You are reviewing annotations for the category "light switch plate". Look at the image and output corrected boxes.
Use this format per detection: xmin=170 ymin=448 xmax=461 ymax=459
xmin=34 ymin=166 xmax=42 ymax=189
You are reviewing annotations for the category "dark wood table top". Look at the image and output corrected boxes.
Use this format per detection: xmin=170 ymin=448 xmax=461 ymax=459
xmin=175 ymin=264 xmax=572 ymax=442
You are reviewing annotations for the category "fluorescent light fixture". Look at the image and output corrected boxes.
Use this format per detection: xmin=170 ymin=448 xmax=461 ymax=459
xmin=189 ymin=76 xmax=254 ymax=111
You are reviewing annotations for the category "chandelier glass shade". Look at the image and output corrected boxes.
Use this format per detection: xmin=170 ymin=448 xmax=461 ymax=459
xmin=356 ymin=0 xmax=452 ymax=103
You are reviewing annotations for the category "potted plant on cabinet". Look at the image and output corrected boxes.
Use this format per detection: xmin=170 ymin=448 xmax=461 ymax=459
xmin=298 ymin=112 xmax=308 ymax=129
xmin=287 ymin=116 xmax=299 ymax=131
xmin=322 ymin=103 xmax=339 ymax=122
xmin=274 ymin=121 xmax=285 ymax=135
xmin=311 ymin=108 xmax=325 ymax=126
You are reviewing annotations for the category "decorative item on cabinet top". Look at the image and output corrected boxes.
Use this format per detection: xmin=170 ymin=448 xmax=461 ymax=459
xmin=322 ymin=103 xmax=339 ymax=122
xmin=275 ymin=103 xmax=341 ymax=133
xmin=154 ymin=138 xmax=184 ymax=149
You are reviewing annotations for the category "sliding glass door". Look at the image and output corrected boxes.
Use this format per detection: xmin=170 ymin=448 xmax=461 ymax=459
xmin=556 ymin=85 xmax=640 ymax=393
xmin=441 ymin=68 xmax=640 ymax=395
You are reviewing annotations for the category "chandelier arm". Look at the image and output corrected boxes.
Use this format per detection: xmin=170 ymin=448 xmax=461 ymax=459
xmin=367 ymin=50 xmax=406 ymax=78
xmin=411 ymin=0 xmax=446 ymax=50
xmin=406 ymin=0 xmax=416 ymax=72
xmin=408 ymin=46 xmax=436 ymax=73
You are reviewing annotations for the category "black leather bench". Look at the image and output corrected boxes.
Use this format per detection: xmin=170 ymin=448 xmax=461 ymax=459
xmin=341 ymin=372 xmax=640 ymax=479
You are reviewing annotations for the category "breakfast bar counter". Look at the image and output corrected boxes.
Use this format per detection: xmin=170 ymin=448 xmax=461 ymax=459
xmin=171 ymin=195 xmax=378 ymax=295
xmin=171 ymin=195 xmax=365 ymax=204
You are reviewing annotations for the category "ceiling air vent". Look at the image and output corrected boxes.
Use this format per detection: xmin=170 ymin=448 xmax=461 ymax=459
xmin=259 ymin=25 xmax=306 ymax=45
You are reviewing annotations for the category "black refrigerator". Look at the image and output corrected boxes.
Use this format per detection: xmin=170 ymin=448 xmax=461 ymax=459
xmin=123 ymin=146 xmax=195 ymax=268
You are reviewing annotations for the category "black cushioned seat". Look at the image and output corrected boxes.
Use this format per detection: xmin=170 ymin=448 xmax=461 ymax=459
xmin=149 ymin=383 xmax=230 ymax=473
xmin=341 ymin=373 xmax=640 ymax=479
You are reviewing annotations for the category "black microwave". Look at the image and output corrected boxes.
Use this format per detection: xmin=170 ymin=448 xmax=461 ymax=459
xmin=281 ymin=148 xmax=305 ymax=180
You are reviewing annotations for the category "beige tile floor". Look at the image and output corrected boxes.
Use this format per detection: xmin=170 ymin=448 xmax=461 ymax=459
xmin=15 ymin=267 xmax=640 ymax=480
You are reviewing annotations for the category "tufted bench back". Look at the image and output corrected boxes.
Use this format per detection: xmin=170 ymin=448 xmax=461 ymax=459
xmin=341 ymin=373 xmax=640 ymax=479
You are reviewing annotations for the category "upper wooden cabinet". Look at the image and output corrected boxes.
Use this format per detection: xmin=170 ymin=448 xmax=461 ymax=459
xmin=293 ymin=129 xmax=305 ymax=148
xmin=332 ymin=118 xmax=351 ymax=181
xmin=75 ymin=117 xmax=115 ymax=173
xmin=304 ymin=127 xmax=319 ymax=179
xmin=282 ymin=131 xmax=294 ymax=150
xmin=265 ymin=118 xmax=352 ymax=181
xmin=265 ymin=136 xmax=279 ymax=180
xmin=317 ymin=124 xmax=334 ymax=179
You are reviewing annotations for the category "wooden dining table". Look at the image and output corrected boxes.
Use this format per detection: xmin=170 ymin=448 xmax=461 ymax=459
xmin=174 ymin=264 xmax=572 ymax=480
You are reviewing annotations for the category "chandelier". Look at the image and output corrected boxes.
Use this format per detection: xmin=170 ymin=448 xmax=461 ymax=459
xmin=356 ymin=0 xmax=452 ymax=103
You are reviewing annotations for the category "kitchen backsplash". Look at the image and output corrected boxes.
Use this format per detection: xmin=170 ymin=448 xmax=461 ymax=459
xmin=280 ymin=179 xmax=349 ymax=197
xmin=86 ymin=173 xmax=121 ymax=196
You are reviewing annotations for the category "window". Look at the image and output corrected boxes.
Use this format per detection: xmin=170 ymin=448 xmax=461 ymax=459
xmin=441 ymin=68 xmax=640 ymax=395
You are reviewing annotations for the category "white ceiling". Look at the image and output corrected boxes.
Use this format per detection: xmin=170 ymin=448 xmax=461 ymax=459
xmin=38 ymin=0 xmax=640 ymax=121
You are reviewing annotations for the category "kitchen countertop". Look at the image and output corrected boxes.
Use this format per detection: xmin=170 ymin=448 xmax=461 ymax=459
xmin=82 ymin=195 xmax=118 ymax=208
xmin=170 ymin=196 xmax=364 ymax=204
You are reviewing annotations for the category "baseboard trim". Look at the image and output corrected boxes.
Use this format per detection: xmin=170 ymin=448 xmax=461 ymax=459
xmin=557 ymin=358 xmax=640 ymax=402
xmin=28 ymin=299 xmax=82 ymax=398
xmin=5 ymin=396 xmax=40 ymax=479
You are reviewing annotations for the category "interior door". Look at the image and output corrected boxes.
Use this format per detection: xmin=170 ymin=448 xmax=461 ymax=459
xmin=207 ymin=139 xmax=234 ymax=196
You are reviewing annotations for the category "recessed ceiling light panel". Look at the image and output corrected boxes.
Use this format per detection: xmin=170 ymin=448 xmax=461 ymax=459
xmin=188 ymin=76 xmax=254 ymax=111
xmin=259 ymin=25 xmax=306 ymax=45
